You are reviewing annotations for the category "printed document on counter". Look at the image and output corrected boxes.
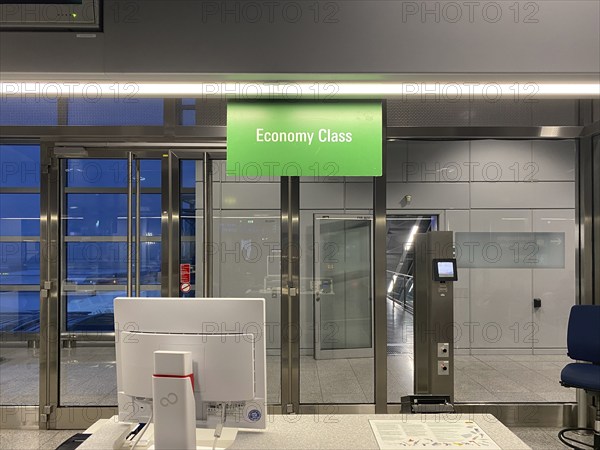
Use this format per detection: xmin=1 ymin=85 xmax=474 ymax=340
xmin=369 ymin=419 xmax=501 ymax=449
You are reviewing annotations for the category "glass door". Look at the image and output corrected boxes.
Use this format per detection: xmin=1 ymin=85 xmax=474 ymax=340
xmin=313 ymin=214 xmax=373 ymax=359
xmin=0 ymin=145 xmax=41 ymax=419
xmin=385 ymin=215 xmax=436 ymax=403
xmin=174 ymin=157 xmax=282 ymax=405
xmin=39 ymin=149 xmax=165 ymax=427
xmin=58 ymin=155 xmax=163 ymax=408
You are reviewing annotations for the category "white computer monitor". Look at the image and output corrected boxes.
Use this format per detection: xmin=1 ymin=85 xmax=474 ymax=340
xmin=114 ymin=297 xmax=267 ymax=430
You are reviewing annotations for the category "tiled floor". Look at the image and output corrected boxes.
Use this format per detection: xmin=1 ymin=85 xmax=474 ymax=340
xmin=0 ymin=430 xmax=82 ymax=450
xmin=510 ymin=427 xmax=595 ymax=449
xmin=0 ymin=302 xmax=574 ymax=406
xmin=454 ymin=354 xmax=575 ymax=403
xmin=0 ymin=348 xmax=574 ymax=406
xmin=0 ymin=426 xmax=590 ymax=449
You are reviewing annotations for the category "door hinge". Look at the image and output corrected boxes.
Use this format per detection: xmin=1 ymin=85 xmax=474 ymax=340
xmin=285 ymin=403 xmax=294 ymax=414
xmin=40 ymin=405 xmax=53 ymax=422
xmin=42 ymin=157 xmax=58 ymax=174
xmin=41 ymin=281 xmax=52 ymax=298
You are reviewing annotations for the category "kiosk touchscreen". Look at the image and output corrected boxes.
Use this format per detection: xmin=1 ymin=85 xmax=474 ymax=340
xmin=432 ymin=258 xmax=458 ymax=282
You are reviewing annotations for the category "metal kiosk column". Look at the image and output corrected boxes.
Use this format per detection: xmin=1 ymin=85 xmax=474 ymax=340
xmin=410 ymin=231 xmax=456 ymax=412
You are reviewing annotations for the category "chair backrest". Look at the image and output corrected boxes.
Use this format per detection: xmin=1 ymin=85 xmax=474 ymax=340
xmin=567 ymin=305 xmax=600 ymax=363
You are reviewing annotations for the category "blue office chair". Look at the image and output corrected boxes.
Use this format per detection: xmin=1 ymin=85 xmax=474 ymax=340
xmin=559 ymin=305 xmax=600 ymax=450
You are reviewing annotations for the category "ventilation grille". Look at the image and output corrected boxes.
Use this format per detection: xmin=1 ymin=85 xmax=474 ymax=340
xmin=387 ymin=99 xmax=578 ymax=127
xmin=197 ymin=99 xmax=227 ymax=126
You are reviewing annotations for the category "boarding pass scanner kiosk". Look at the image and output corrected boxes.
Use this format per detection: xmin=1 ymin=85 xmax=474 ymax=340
xmin=413 ymin=231 xmax=456 ymax=405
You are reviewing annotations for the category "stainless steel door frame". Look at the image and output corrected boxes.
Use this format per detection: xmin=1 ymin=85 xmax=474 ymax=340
xmin=281 ymin=176 xmax=300 ymax=413
xmin=313 ymin=213 xmax=374 ymax=360
xmin=39 ymin=147 xmax=180 ymax=429
xmin=39 ymin=142 xmax=58 ymax=429
xmin=165 ymin=150 xmax=215 ymax=298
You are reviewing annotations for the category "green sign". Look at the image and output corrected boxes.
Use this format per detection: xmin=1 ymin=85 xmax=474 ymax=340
xmin=226 ymin=101 xmax=382 ymax=177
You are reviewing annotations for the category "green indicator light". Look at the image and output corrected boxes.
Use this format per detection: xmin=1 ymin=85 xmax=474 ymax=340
xmin=71 ymin=13 xmax=77 ymax=18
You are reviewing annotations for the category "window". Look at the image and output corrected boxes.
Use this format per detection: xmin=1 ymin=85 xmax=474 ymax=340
xmin=0 ymin=145 xmax=41 ymax=332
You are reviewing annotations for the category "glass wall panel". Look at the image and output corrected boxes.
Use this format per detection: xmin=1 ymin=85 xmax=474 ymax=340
xmin=0 ymin=145 xmax=40 ymax=188
xmin=66 ymin=159 xmax=127 ymax=188
xmin=210 ymin=160 xmax=281 ymax=405
xmin=0 ymin=194 xmax=40 ymax=236
xmin=385 ymin=216 xmax=435 ymax=402
xmin=60 ymin=157 xmax=162 ymax=406
xmin=0 ymin=145 xmax=40 ymax=406
xmin=299 ymin=178 xmax=374 ymax=404
xmin=0 ymin=242 xmax=40 ymax=285
xmin=0 ymin=291 xmax=40 ymax=332
xmin=179 ymin=160 xmax=202 ymax=297
xmin=139 ymin=159 xmax=162 ymax=188
xmin=385 ymin=139 xmax=577 ymax=404
xmin=65 ymin=194 xmax=128 ymax=236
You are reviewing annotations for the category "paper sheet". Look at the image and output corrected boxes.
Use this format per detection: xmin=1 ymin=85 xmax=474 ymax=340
xmin=369 ymin=419 xmax=501 ymax=449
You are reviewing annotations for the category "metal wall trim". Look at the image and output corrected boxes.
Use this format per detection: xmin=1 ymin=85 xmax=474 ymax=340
xmin=43 ymin=143 xmax=61 ymax=429
xmin=2 ymin=124 xmax=590 ymax=141
xmin=280 ymin=176 xmax=300 ymax=413
xmin=0 ymin=126 xmax=227 ymax=140
xmin=280 ymin=177 xmax=290 ymax=411
xmin=577 ymin=101 xmax=594 ymax=306
xmin=582 ymin=121 xmax=600 ymax=137
xmin=38 ymin=142 xmax=51 ymax=429
xmin=163 ymin=99 xmax=178 ymax=128
xmin=203 ymin=156 xmax=213 ymax=297
xmin=0 ymin=284 xmax=39 ymax=291
xmin=159 ymin=151 xmax=181 ymax=297
xmin=170 ymin=152 xmax=181 ymax=297
xmin=387 ymin=126 xmax=583 ymax=139
xmin=593 ymin=133 xmax=600 ymax=305
xmin=135 ymin=158 xmax=141 ymax=296
xmin=54 ymin=143 xmax=227 ymax=150
xmin=373 ymin=101 xmax=387 ymax=413
xmin=0 ymin=187 xmax=40 ymax=194
xmin=289 ymin=177 xmax=300 ymax=412
xmin=576 ymin=100 xmax=594 ymax=429
xmin=126 ymin=154 xmax=133 ymax=296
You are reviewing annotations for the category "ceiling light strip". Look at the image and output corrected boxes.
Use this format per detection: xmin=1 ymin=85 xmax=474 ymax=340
xmin=1 ymin=82 xmax=599 ymax=99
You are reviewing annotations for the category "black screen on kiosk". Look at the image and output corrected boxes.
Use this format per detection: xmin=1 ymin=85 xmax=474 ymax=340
xmin=432 ymin=259 xmax=458 ymax=282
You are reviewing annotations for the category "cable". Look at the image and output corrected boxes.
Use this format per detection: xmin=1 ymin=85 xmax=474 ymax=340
xmin=131 ymin=409 xmax=153 ymax=450
xmin=558 ymin=428 xmax=594 ymax=450
xmin=212 ymin=403 xmax=227 ymax=450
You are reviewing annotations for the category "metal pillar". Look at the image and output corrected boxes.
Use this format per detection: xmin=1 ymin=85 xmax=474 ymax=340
xmin=414 ymin=232 xmax=455 ymax=401
xmin=203 ymin=156 xmax=213 ymax=297
xmin=576 ymin=100 xmax=596 ymax=428
xmin=281 ymin=176 xmax=300 ymax=413
xmin=374 ymin=101 xmax=387 ymax=413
